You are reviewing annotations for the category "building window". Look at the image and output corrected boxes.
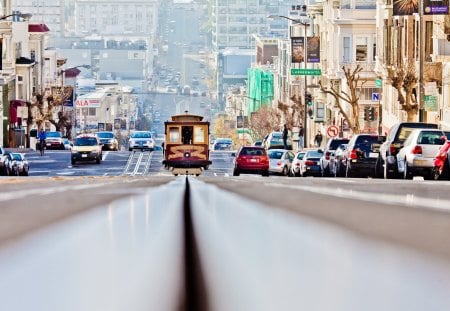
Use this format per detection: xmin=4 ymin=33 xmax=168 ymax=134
xmin=343 ymin=37 xmax=351 ymax=62
xmin=355 ymin=37 xmax=368 ymax=62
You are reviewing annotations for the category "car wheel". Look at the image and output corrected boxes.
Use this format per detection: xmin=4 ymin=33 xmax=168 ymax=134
xmin=129 ymin=148 xmax=132 ymax=151
xmin=374 ymin=156 xmax=383 ymax=178
xmin=282 ymin=166 xmax=288 ymax=176
xmin=433 ymin=166 xmax=441 ymax=180
xmin=345 ymin=163 xmax=354 ymax=178
xmin=233 ymin=168 xmax=240 ymax=176
xmin=96 ymin=156 xmax=101 ymax=164
xmin=384 ymin=159 xmax=398 ymax=179
xmin=403 ymin=160 xmax=412 ymax=179
xmin=71 ymin=159 xmax=76 ymax=165
xmin=261 ymin=170 xmax=269 ymax=177
xmin=322 ymin=165 xmax=330 ymax=177
xmin=441 ymin=160 xmax=450 ymax=180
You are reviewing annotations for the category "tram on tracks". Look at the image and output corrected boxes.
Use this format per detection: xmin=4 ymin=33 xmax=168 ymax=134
xmin=162 ymin=113 xmax=212 ymax=175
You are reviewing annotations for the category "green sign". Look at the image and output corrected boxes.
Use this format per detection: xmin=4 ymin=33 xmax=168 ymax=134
xmin=291 ymin=68 xmax=322 ymax=76
xmin=424 ymin=95 xmax=438 ymax=112
xmin=375 ymin=79 xmax=382 ymax=87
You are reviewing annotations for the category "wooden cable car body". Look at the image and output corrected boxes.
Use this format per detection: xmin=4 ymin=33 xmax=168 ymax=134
xmin=163 ymin=113 xmax=211 ymax=175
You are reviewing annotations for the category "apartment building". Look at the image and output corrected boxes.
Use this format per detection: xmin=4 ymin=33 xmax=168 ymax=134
xmin=14 ymin=0 xmax=65 ymax=39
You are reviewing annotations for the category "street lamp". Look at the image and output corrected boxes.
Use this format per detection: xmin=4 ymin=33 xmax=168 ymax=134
xmin=60 ymin=65 xmax=91 ymax=139
xmin=0 ymin=12 xmax=32 ymax=21
xmin=267 ymin=12 xmax=310 ymax=147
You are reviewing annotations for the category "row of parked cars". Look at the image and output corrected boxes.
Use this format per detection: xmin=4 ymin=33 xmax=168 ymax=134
xmin=0 ymin=147 xmax=29 ymax=176
xmin=232 ymin=122 xmax=450 ymax=180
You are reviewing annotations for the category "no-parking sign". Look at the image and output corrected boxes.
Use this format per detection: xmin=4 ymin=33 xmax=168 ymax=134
xmin=327 ymin=125 xmax=339 ymax=138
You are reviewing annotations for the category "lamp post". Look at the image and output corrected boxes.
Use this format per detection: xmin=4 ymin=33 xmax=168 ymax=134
xmin=0 ymin=12 xmax=32 ymax=21
xmin=60 ymin=65 xmax=91 ymax=139
xmin=267 ymin=12 xmax=310 ymax=147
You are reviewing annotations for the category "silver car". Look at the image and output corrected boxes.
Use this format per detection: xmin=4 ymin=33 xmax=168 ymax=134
xmin=290 ymin=151 xmax=306 ymax=177
xmin=396 ymin=129 xmax=445 ymax=179
xmin=267 ymin=149 xmax=295 ymax=176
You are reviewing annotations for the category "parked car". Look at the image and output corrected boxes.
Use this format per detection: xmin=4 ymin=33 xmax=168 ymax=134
xmin=319 ymin=137 xmax=350 ymax=176
xmin=4 ymin=152 xmax=29 ymax=176
xmin=343 ymin=134 xmax=386 ymax=178
xmin=0 ymin=147 xmax=7 ymax=175
xmin=128 ymin=131 xmax=155 ymax=151
xmin=379 ymin=122 xmax=438 ymax=178
xmin=298 ymin=149 xmax=323 ymax=177
xmin=232 ymin=146 xmax=269 ymax=176
xmin=213 ymin=138 xmax=233 ymax=151
xmin=334 ymin=144 xmax=348 ymax=177
xmin=71 ymin=134 xmax=103 ymax=165
xmin=262 ymin=132 xmax=292 ymax=150
xmin=433 ymin=138 xmax=450 ymax=180
xmin=396 ymin=129 xmax=445 ymax=179
xmin=45 ymin=131 xmax=65 ymax=150
xmin=63 ymin=138 xmax=71 ymax=150
xmin=290 ymin=151 xmax=306 ymax=177
xmin=267 ymin=149 xmax=295 ymax=176
xmin=96 ymin=131 xmax=119 ymax=151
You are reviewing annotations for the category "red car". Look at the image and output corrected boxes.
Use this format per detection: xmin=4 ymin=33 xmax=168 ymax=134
xmin=233 ymin=146 xmax=269 ymax=176
xmin=433 ymin=139 xmax=450 ymax=180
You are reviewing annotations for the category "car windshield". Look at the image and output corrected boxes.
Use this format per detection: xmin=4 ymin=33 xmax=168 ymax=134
xmin=306 ymin=151 xmax=323 ymax=158
xmin=97 ymin=132 xmax=114 ymax=138
xmin=46 ymin=132 xmax=61 ymax=138
xmin=296 ymin=153 xmax=305 ymax=160
xmin=240 ymin=148 xmax=265 ymax=156
xmin=354 ymin=136 xmax=381 ymax=152
xmin=268 ymin=151 xmax=283 ymax=159
xmin=131 ymin=132 xmax=151 ymax=139
xmin=329 ymin=139 xmax=349 ymax=150
xmin=12 ymin=154 xmax=22 ymax=161
xmin=75 ymin=137 xmax=98 ymax=146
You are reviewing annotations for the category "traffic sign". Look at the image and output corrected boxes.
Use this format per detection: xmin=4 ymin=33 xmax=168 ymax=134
xmin=291 ymin=68 xmax=322 ymax=76
xmin=372 ymin=93 xmax=379 ymax=101
xmin=327 ymin=125 xmax=339 ymax=138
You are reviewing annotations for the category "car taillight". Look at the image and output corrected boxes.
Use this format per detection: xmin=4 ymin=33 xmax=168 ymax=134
xmin=277 ymin=161 xmax=282 ymax=166
xmin=349 ymin=149 xmax=357 ymax=159
xmin=325 ymin=151 xmax=331 ymax=160
xmin=411 ymin=145 xmax=422 ymax=154
xmin=305 ymin=160 xmax=315 ymax=166
xmin=390 ymin=144 xmax=398 ymax=155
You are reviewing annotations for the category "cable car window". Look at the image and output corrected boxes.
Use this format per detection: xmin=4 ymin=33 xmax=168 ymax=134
xmin=182 ymin=126 xmax=193 ymax=144
xmin=194 ymin=126 xmax=205 ymax=143
xmin=169 ymin=127 xmax=179 ymax=143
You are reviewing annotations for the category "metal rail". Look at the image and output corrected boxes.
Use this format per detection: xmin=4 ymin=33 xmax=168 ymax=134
xmin=0 ymin=178 xmax=449 ymax=310
xmin=122 ymin=151 xmax=152 ymax=176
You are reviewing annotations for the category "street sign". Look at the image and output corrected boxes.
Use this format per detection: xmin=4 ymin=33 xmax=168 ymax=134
xmin=291 ymin=68 xmax=322 ymax=76
xmin=17 ymin=106 xmax=28 ymax=119
xmin=424 ymin=95 xmax=438 ymax=112
xmin=372 ymin=92 xmax=380 ymax=101
xmin=327 ymin=125 xmax=339 ymax=138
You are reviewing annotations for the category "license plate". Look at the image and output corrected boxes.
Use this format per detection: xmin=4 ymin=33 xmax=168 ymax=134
xmin=369 ymin=152 xmax=378 ymax=158
xmin=82 ymin=154 xmax=87 ymax=158
xmin=46 ymin=143 xmax=51 ymax=146
xmin=250 ymin=158 xmax=258 ymax=163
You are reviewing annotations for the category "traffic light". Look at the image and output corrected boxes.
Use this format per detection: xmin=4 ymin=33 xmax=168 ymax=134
xmin=368 ymin=107 xmax=375 ymax=121
xmin=363 ymin=107 xmax=370 ymax=121
xmin=305 ymin=93 xmax=312 ymax=106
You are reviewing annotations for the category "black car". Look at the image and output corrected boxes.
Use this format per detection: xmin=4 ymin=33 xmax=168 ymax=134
xmin=378 ymin=122 xmax=438 ymax=178
xmin=319 ymin=137 xmax=350 ymax=176
xmin=342 ymin=134 xmax=385 ymax=178
xmin=95 ymin=131 xmax=119 ymax=151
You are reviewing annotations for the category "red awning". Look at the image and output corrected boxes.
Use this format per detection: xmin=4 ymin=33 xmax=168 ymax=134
xmin=64 ymin=68 xmax=82 ymax=78
xmin=28 ymin=24 xmax=50 ymax=32
xmin=9 ymin=100 xmax=26 ymax=123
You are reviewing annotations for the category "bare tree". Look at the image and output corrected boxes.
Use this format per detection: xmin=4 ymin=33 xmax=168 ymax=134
xmin=249 ymin=105 xmax=281 ymax=141
xmin=319 ymin=65 xmax=366 ymax=134
xmin=28 ymin=87 xmax=75 ymax=139
xmin=388 ymin=63 xmax=419 ymax=122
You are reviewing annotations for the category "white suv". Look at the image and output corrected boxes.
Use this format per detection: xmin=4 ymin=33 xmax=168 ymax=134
xmin=128 ymin=131 xmax=155 ymax=151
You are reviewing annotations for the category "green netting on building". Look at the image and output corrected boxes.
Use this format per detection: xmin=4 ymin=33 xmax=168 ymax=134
xmin=247 ymin=68 xmax=274 ymax=114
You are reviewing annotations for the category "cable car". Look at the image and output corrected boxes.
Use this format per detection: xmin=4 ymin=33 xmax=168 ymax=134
xmin=162 ymin=112 xmax=211 ymax=175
